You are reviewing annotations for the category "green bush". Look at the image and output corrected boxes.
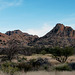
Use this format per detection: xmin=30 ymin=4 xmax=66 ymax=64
xmin=17 ymin=59 xmax=21 ymax=62
xmin=40 ymin=50 xmax=47 ymax=55
xmin=54 ymin=64 xmax=72 ymax=71
xmin=51 ymin=47 xmax=74 ymax=63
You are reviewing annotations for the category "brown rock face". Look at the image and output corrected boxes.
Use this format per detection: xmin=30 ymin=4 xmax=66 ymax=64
xmin=45 ymin=23 xmax=75 ymax=38
xmin=5 ymin=30 xmax=23 ymax=36
xmin=5 ymin=30 xmax=39 ymax=46
xmin=0 ymin=33 xmax=10 ymax=48
xmin=0 ymin=30 xmax=39 ymax=48
xmin=30 ymin=23 xmax=75 ymax=48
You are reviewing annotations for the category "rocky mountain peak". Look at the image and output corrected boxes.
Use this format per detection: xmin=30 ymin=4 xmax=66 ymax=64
xmin=5 ymin=30 xmax=23 ymax=36
xmin=31 ymin=23 xmax=75 ymax=48
xmin=56 ymin=23 xmax=64 ymax=27
xmin=43 ymin=23 xmax=75 ymax=38
xmin=54 ymin=23 xmax=65 ymax=32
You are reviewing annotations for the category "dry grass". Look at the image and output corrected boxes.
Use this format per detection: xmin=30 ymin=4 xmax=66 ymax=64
xmin=67 ymin=55 xmax=75 ymax=63
xmin=0 ymin=71 xmax=74 ymax=75
xmin=1 ymin=54 xmax=75 ymax=64
xmin=17 ymin=54 xmax=75 ymax=64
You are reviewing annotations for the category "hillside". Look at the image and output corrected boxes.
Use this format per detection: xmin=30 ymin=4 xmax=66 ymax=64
xmin=29 ymin=23 xmax=75 ymax=48
xmin=0 ymin=30 xmax=38 ymax=48
xmin=0 ymin=23 xmax=75 ymax=48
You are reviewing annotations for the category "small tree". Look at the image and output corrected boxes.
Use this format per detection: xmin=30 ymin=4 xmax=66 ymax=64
xmin=6 ymin=39 xmax=21 ymax=61
xmin=51 ymin=47 xmax=74 ymax=63
xmin=63 ymin=47 xmax=74 ymax=62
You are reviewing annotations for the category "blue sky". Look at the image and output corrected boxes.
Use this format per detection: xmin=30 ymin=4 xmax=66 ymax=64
xmin=0 ymin=0 xmax=75 ymax=37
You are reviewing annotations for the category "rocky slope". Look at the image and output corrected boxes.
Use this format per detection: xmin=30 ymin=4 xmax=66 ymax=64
xmin=0 ymin=23 xmax=75 ymax=48
xmin=0 ymin=30 xmax=38 ymax=48
xmin=29 ymin=23 xmax=75 ymax=48
xmin=0 ymin=32 xmax=10 ymax=48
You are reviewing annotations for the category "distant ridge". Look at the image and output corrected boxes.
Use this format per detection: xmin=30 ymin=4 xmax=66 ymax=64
xmin=0 ymin=23 xmax=75 ymax=48
xmin=0 ymin=30 xmax=39 ymax=48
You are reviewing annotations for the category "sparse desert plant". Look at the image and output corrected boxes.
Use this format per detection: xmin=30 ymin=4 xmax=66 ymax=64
xmin=17 ymin=62 xmax=32 ymax=71
xmin=1 ymin=62 xmax=19 ymax=75
xmin=21 ymin=57 xmax=27 ymax=61
xmin=6 ymin=39 xmax=22 ymax=62
xmin=17 ymin=57 xmax=27 ymax=63
xmin=29 ymin=57 xmax=50 ymax=70
xmin=54 ymin=64 xmax=72 ymax=71
xmin=40 ymin=50 xmax=47 ymax=55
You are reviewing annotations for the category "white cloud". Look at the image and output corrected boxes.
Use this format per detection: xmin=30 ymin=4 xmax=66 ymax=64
xmin=26 ymin=23 xmax=53 ymax=37
xmin=0 ymin=0 xmax=23 ymax=10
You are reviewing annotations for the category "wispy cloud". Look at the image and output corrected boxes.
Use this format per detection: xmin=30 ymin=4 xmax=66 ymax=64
xmin=0 ymin=0 xmax=23 ymax=10
xmin=26 ymin=23 xmax=53 ymax=37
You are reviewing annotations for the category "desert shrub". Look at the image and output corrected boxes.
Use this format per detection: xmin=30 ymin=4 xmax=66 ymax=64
xmin=22 ymin=57 xmax=27 ymax=61
xmin=1 ymin=62 xmax=19 ymax=75
xmin=1 ymin=62 xmax=16 ymax=68
xmin=40 ymin=50 xmax=47 ymax=55
xmin=43 ymin=64 xmax=49 ymax=70
xmin=18 ymin=57 xmax=27 ymax=63
xmin=17 ymin=59 xmax=21 ymax=62
xmin=5 ymin=39 xmax=22 ymax=62
xmin=21 ymin=57 xmax=27 ymax=62
xmin=29 ymin=59 xmax=36 ymax=64
xmin=45 ymin=48 xmax=53 ymax=54
xmin=29 ymin=58 xmax=50 ymax=69
xmin=35 ymin=58 xmax=49 ymax=66
xmin=17 ymin=62 xmax=32 ymax=71
xmin=54 ymin=64 xmax=72 ymax=71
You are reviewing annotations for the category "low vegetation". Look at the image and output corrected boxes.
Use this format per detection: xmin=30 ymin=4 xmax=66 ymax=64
xmin=0 ymin=39 xmax=74 ymax=74
xmin=54 ymin=64 xmax=72 ymax=71
xmin=50 ymin=47 xmax=74 ymax=63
